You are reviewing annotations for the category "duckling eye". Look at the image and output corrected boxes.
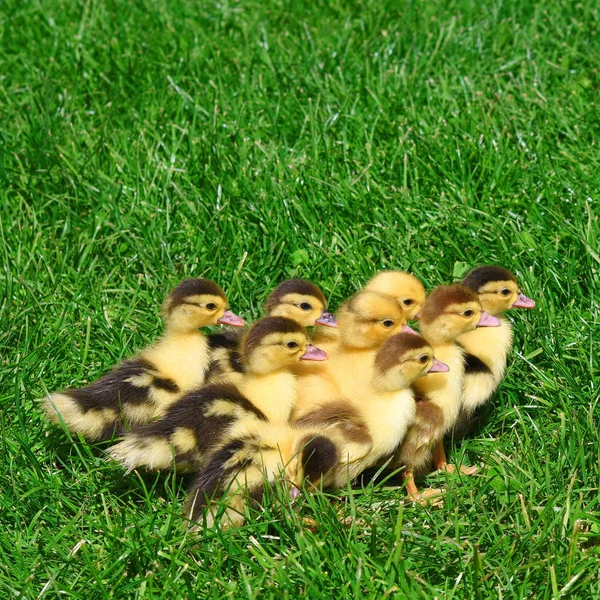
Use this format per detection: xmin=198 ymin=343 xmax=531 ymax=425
xmin=299 ymin=302 xmax=312 ymax=311
xmin=463 ymin=310 xmax=474 ymax=318
xmin=500 ymin=289 xmax=511 ymax=296
xmin=382 ymin=319 xmax=395 ymax=328
xmin=205 ymin=303 xmax=217 ymax=311
xmin=286 ymin=341 xmax=299 ymax=349
xmin=403 ymin=299 xmax=414 ymax=306
xmin=419 ymin=355 xmax=428 ymax=364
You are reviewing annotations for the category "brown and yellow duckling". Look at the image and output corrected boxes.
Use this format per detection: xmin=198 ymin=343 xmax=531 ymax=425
xmin=42 ymin=278 xmax=244 ymax=441
xmin=454 ymin=266 xmax=535 ymax=433
xmin=107 ymin=316 xmax=327 ymax=472
xmin=393 ymin=285 xmax=501 ymax=501
xmin=184 ymin=333 xmax=448 ymax=529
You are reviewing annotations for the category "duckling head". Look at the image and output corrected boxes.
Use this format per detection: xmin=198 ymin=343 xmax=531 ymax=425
xmin=162 ymin=278 xmax=245 ymax=333
xmin=264 ymin=279 xmax=337 ymax=328
xmin=365 ymin=271 xmax=426 ymax=321
xmin=372 ymin=333 xmax=449 ymax=391
xmin=337 ymin=290 xmax=411 ymax=349
xmin=241 ymin=316 xmax=328 ymax=375
xmin=419 ymin=284 xmax=501 ymax=344
xmin=462 ymin=266 xmax=536 ymax=316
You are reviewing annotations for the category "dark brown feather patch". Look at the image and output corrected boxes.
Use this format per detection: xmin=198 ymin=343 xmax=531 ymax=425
xmin=419 ymin=285 xmax=479 ymax=324
xmin=166 ymin=278 xmax=226 ymax=314
xmin=300 ymin=435 xmax=339 ymax=483
xmin=242 ymin=317 xmax=305 ymax=357
xmin=463 ymin=352 xmax=492 ymax=374
xmin=462 ymin=266 xmax=517 ymax=292
xmin=375 ymin=333 xmax=430 ymax=373
xmin=294 ymin=401 xmax=372 ymax=445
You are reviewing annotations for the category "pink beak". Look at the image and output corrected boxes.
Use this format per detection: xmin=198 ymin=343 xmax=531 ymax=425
xmin=300 ymin=344 xmax=328 ymax=361
xmin=401 ymin=324 xmax=419 ymax=335
xmin=217 ymin=310 xmax=246 ymax=327
xmin=428 ymin=358 xmax=450 ymax=373
xmin=477 ymin=311 xmax=501 ymax=327
xmin=289 ymin=487 xmax=301 ymax=500
xmin=512 ymin=293 xmax=535 ymax=309
xmin=315 ymin=310 xmax=338 ymax=328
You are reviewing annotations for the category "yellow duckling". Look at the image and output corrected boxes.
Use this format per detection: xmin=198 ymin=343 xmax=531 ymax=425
xmin=455 ymin=266 xmax=535 ymax=433
xmin=293 ymin=290 xmax=413 ymax=419
xmin=364 ymin=270 xmax=426 ymax=320
xmin=394 ymin=285 xmax=500 ymax=501
xmin=42 ymin=278 xmax=244 ymax=441
xmin=107 ymin=316 xmax=327 ymax=472
xmin=263 ymin=278 xmax=338 ymax=328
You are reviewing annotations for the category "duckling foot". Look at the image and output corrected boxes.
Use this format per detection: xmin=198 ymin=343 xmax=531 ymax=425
xmin=406 ymin=488 xmax=444 ymax=507
xmin=438 ymin=463 xmax=478 ymax=476
xmin=301 ymin=516 xmax=319 ymax=531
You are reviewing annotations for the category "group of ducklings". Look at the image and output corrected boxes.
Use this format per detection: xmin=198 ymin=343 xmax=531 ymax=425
xmin=42 ymin=266 xmax=535 ymax=528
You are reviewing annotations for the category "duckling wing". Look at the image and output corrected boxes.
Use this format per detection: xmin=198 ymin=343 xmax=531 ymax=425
xmin=107 ymin=383 xmax=267 ymax=472
xmin=206 ymin=329 xmax=247 ymax=384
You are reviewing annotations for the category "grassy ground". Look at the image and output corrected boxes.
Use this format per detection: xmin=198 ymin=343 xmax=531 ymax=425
xmin=1 ymin=0 xmax=599 ymax=597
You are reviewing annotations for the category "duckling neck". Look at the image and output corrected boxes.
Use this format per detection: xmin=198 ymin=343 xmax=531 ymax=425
xmin=418 ymin=325 xmax=453 ymax=345
xmin=371 ymin=374 xmax=413 ymax=393
xmin=163 ymin=322 xmax=207 ymax=337
xmin=239 ymin=369 xmax=299 ymax=424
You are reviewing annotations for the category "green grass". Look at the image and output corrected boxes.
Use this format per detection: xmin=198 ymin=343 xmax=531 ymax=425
xmin=1 ymin=0 xmax=599 ymax=597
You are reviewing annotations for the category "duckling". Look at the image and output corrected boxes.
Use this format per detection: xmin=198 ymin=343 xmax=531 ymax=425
xmin=206 ymin=279 xmax=337 ymax=385
xmin=42 ymin=278 xmax=245 ymax=441
xmin=393 ymin=285 xmax=501 ymax=500
xmin=295 ymin=333 xmax=449 ymax=488
xmin=454 ymin=266 xmax=536 ymax=433
xmin=364 ymin=270 xmax=427 ymax=321
xmin=293 ymin=290 xmax=412 ymax=419
xmin=107 ymin=316 xmax=327 ymax=472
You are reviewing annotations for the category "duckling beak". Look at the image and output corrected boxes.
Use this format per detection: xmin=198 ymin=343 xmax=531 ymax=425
xmin=428 ymin=358 xmax=450 ymax=373
xmin=512 ymin=293 xmax=535 ymax=309
xmin=477 ymin=311 xmax=502 ymax=327
xmin=217 ymin=310 xmax=246 ymax=327
xmin=315 ymin=310 xmax=338 ymax=327
xmin=289 ymin=487 xmax=302 ymax=501
xmin=300 ymin=344 xmax=328 ymax=361
xmin=401 ymin=324 xmax=419 ymax=335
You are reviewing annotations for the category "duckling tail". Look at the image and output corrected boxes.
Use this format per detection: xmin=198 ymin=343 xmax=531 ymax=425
xmin=41 ymin=392 xmax=120 ymax=441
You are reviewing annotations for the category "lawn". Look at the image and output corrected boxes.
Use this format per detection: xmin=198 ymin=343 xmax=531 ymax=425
xmin=1 ymin=0 xmax=599 ymax=597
